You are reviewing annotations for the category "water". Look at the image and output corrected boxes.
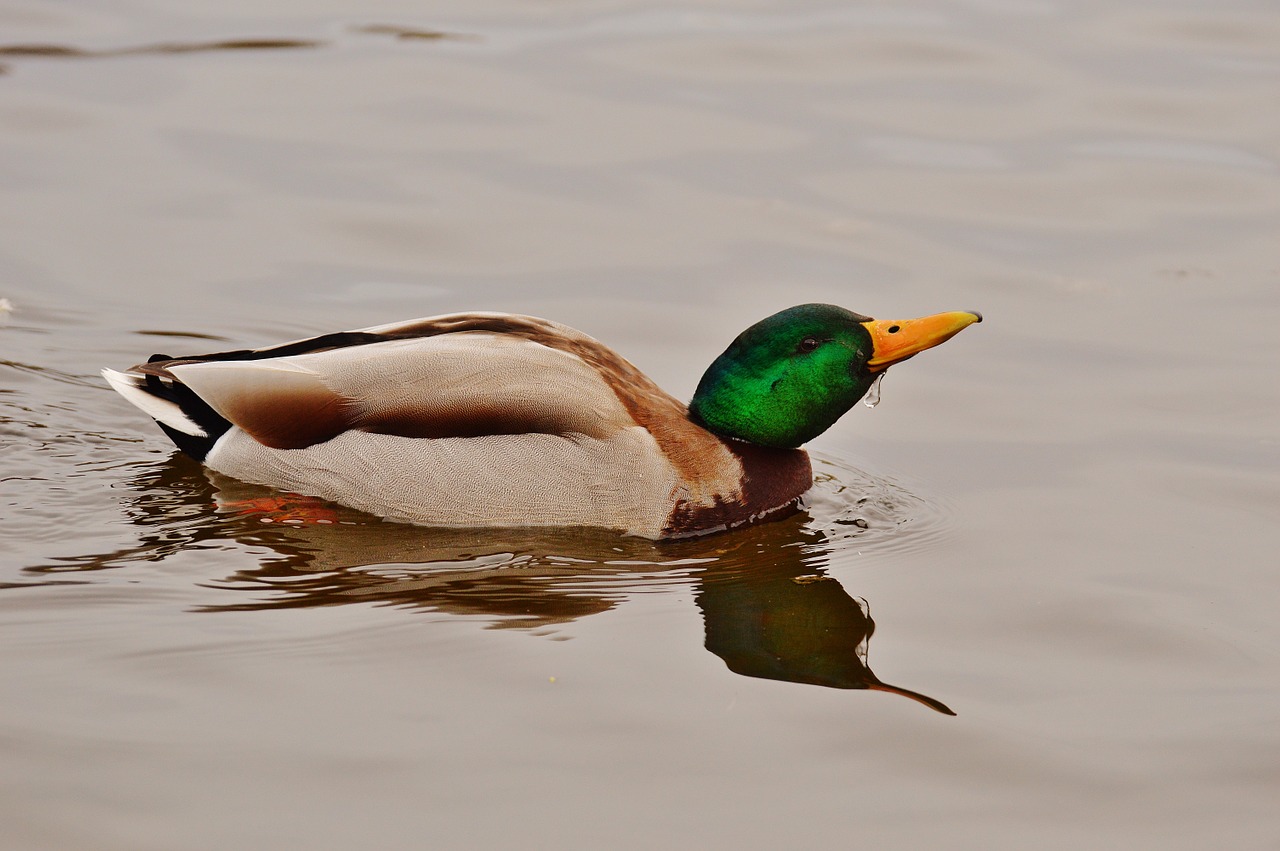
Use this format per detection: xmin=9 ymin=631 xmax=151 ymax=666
xmin=863 ymin=370 xmax=884 ymax=407
xmin=2 ymin=1 xmax=1279 ymax=849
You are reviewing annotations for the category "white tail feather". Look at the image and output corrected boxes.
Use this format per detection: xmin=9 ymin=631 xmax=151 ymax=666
xmin=102 ymin=368 xmax=208 ymax=437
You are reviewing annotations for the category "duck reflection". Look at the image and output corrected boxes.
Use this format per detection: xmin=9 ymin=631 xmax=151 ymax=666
xmin=697 ymin=564 xmax=954 ymax=714
xmin=42 ymin=454 xmax=953 ymax=714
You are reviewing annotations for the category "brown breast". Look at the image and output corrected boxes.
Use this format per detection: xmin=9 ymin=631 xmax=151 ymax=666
xmin=662 ymin=441 xmax=813 ymax=537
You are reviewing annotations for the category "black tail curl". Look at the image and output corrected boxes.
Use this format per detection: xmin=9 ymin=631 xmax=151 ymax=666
xmin=141 ymin=354 xmax=232 ymax=461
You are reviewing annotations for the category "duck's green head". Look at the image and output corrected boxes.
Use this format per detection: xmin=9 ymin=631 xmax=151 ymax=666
xmin=688 ymin=303 xmax=981 ymax=448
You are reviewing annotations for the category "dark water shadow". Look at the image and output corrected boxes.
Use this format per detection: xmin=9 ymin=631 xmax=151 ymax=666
xmin=0 ymin=39 xmax=325 ymax=60
xmin=349 ymin=25 xmax=479 ymax=43
xmin=29 ymin=453 xmax=954 ymax=714
xmin=0 ymin=25 xmax=473 ymax=75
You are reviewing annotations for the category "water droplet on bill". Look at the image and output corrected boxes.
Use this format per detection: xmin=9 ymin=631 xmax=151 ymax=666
xmin=863 ymin=372 xmax=884 ymax=408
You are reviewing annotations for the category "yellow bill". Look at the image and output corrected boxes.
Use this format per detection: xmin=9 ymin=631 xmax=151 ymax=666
xmin=862 ymin=311 xmax=982 ymax=372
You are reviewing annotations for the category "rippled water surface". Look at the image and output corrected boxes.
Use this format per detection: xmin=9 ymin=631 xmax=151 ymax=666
xmin=2 ymin=1 xmax=1278 ymax=848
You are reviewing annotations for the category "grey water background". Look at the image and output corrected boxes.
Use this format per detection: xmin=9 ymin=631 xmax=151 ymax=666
xmin=2 ymin=1 xmax=1278 ymax=848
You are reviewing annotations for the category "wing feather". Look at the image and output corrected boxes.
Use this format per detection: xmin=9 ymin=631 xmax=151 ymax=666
xmin=167 ymin=332 xmax=632 ymax=449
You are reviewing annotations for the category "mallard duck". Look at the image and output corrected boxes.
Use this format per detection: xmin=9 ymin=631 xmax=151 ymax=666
xmin=104 ymin=304 xmax=979 ymax=539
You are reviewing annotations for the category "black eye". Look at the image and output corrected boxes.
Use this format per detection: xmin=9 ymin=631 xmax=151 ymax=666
xmin=798 ymin=337 xmax=821 ymax=353
xmin=887 ymin=325 xmax=900 ymax=334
